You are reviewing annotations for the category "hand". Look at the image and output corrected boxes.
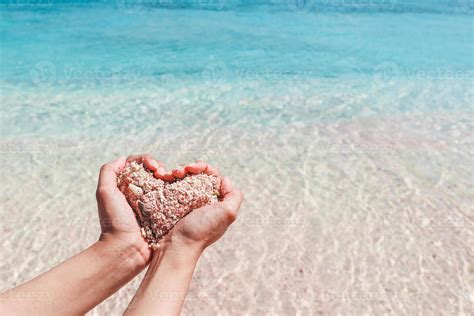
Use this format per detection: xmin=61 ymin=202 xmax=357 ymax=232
xmin=96 ymin=156 xmax=153 ymax=265
xmin=170 ymin=171 xmax=243 ymax=251
xmin=143 ymin=159 xmax=244 ymax=253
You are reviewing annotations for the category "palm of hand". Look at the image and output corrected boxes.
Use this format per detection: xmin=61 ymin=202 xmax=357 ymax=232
xmin=97 ymin=189 xmax=140 ymax=235
xmin=171 ymin=203 xmax=231 ymax=248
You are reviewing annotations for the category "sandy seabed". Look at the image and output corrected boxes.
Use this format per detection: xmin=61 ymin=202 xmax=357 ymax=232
xmin=0 ymin=110 xmax=472 ymax=315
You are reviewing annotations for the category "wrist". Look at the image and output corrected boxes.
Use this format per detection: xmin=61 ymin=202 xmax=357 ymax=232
xmin=152 ymin=238 xmax=203 ymax=269
xmin=97 ymin=233 xmax=150 ymax=271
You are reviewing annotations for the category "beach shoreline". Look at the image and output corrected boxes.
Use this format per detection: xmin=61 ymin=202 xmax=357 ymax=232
xmin=1 ymin=111 xmax=472 ymax=315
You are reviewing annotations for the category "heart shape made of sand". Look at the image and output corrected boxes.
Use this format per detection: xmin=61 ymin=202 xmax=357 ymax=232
xmin=117 ymin=161 xmax=220 ymax=249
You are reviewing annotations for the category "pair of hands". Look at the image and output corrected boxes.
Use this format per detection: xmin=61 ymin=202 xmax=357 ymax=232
xmin=96 ymin=154 xmax=244 ymax=266
xmin=0 ymin=154 xmax=243 ymax=316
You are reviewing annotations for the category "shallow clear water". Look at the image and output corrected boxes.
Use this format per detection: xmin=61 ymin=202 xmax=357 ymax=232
xmin=1 ymin=0 xmax=473 ymax=137
xmin=0 ymin=1 xmax=473 ymax=315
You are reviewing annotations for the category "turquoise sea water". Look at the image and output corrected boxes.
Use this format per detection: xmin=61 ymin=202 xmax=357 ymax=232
xmin=1 ymin=0 xmax=473 ymax=137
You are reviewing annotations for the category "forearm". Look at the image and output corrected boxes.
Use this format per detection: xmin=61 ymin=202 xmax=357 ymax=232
xmin=124 ymin=243 xmax=202 ymax=316
xmin=1 ymin=239 xmax=147 ymax=315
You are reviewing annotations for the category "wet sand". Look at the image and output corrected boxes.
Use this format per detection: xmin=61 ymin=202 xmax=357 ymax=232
xmin=1 ymin=111 xmax=472 ymax=315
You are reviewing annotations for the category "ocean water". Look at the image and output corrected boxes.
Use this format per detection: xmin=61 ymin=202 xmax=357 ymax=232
xmin=1 ymin=0 xmax=473 ymax=138
xmin=1 ymin=1 xmax=473 ymax=315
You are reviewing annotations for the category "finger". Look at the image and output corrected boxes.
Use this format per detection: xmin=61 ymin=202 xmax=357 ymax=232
xmin=126 ymin=154 xmax=157 ymax=164
xmin=205 ymin=164 xmax=221 ymax=177
xmin=220 ymin=176 xmax=233 ymax=196
xmin=126 ymin=154 xmax=164 ymax=172
xmin=171 ymin=167 xmax=187 ymax=179
xmin=143 ymin=156 xmax=163 ymax=172
xmin=154 ymin=167 xmax=175 ymax=182
xmin=184 ymin=161 xmax=221 ymax=177
xmin=218 ymin=177 xmax=244 ymax=216
xmin=98 ymin=156 xmax=126 ymax=189
xmin=126 ymin=154 xmax=146 ymax=164
xmin=184 ymin=161 xmax=208 ymax=175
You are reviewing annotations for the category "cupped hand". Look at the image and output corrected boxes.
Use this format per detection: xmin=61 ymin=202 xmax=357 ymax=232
xmin=146 ymin=159 xmax=244 ymax=252
xmin=170 ymin=175 xmax=243 ymax=250
xmin=96 ymin=155 xmax=154 ymax=264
